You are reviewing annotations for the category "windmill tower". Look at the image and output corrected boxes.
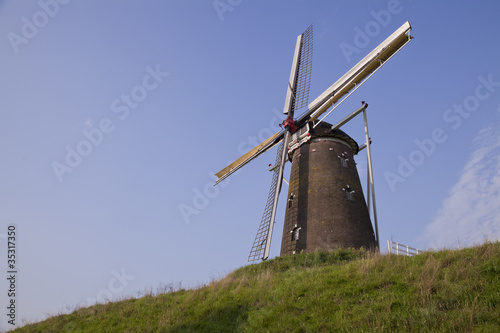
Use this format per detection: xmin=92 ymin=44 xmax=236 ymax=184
xmin=215 ymin=22 xmax=413 ymax=262
xmin=280 ymin=122 xmax=377 ymax=256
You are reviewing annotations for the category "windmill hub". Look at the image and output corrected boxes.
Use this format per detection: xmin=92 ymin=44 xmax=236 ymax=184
xmin=281 ymin=116 xmax=300 ymax=133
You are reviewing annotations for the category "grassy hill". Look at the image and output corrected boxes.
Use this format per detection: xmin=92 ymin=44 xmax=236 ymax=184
xmin=14 ymin=242 xmax=499 ymax=332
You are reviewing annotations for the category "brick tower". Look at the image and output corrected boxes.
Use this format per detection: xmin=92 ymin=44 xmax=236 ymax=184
xmin=280 ymin=122 xmax=376 ymax=255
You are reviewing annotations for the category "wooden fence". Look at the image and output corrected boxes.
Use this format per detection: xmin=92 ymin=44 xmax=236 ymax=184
xmin=387 ymin=240 xmax=422 ymax=256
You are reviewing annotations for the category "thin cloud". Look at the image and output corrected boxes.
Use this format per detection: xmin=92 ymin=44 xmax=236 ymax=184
xmin=421 ymin=121 xmax=500 ymax=249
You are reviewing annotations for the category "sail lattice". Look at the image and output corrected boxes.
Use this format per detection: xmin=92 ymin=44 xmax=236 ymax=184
xmin=293 ymin=24 xmax=313 ymax=118
xmin=247 ymin=140 xmax=284 ymax=262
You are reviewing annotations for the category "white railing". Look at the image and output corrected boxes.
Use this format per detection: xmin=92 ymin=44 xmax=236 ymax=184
xmin=387 ymin=240 xmax=422 ymax=256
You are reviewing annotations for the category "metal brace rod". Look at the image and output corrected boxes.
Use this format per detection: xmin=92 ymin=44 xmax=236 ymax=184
xmin=363 ymin=109 xmax=380 ymax=250
xmin=329 ymin=102 xmax=368 ymax=131
xmin=268 ymin=156 xmax=290 ymax=172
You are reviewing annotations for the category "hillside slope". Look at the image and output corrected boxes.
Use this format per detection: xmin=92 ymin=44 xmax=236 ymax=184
xmin=14 ymin=242 xmax=499 ymax=332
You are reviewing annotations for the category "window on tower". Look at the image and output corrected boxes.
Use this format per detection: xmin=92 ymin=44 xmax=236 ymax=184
xmin=338 ymin=152 xmax=349 ymax=167
xmin=291 ymin=226 xmax=301 ymax=241
xmin=343 ymin=185 xmax=355 ymax=201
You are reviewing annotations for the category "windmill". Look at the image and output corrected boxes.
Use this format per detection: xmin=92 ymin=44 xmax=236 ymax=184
xmin=215 ymin=22 xmax=413 ymax=262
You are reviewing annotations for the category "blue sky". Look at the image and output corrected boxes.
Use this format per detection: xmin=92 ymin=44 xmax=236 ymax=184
xmin=0 ymin=0 xmax=499 ymax=329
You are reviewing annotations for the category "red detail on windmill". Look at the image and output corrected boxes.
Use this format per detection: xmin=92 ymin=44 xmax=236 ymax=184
xmin=282 ymin=117 xmax=299 ymax=133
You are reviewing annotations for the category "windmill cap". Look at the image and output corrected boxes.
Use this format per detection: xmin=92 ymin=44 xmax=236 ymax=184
xmin=310 ymin=121 xmax=359 ymax=154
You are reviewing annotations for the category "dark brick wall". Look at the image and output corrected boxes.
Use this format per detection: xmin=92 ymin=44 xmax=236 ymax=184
xmin=280 ymin=123 xmax=376 ymax=256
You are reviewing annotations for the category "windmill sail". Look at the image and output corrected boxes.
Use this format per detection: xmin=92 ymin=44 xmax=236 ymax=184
xmin=299 ymin=21 xmax=412 ymax=124
xmin=248 ymin=25 xmax=314 ymax=262
xmin=291 ymin=24 xmax=313 ymax=118
xmin=214 ymin=130 xmax=283 ymax=185
xmin=247 ymin=140 xmax=284 ymax=262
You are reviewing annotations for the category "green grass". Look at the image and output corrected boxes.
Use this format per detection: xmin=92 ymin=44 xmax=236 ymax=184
xmin=14 ymin=242 xmax=500 ymax=332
